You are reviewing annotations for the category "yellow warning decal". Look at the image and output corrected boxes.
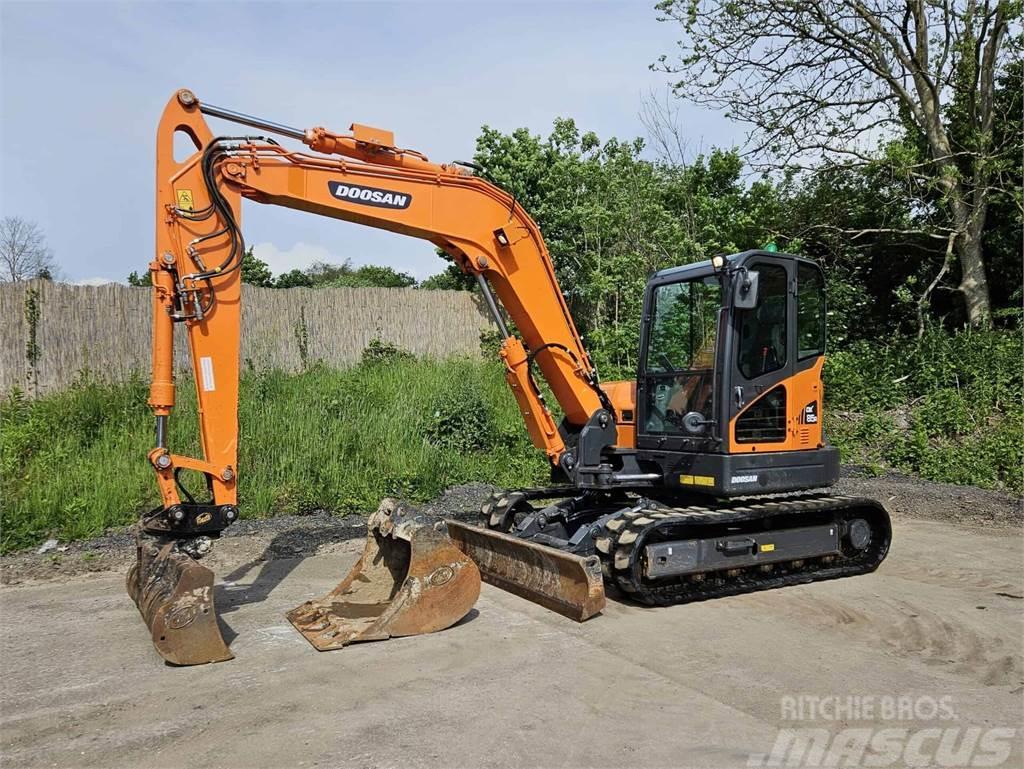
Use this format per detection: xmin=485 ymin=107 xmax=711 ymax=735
xmin=176 ymin=189 xmax=195 ymax=212
xmin=760 ymin=543 xmax=776 ymax=553
xmin=680 ymin=474 xmax=715 ymax=487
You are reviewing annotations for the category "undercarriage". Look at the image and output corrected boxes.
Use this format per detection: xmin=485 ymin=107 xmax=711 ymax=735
xmin=456 ymin=487 xmax=891 ymax=610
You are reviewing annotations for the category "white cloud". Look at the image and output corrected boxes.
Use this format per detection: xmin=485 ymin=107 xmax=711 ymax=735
xmin=250 ymin=242 xmax=342 ymax=275
xmin=72 ymin=277 xmax=117 ymax=286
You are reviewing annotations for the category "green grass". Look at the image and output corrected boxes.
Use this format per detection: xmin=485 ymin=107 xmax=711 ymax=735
xmin=3 ymin=328 xmax=1021 ymax=553
xmin=0 ymin=357 xmax=548 ymax=553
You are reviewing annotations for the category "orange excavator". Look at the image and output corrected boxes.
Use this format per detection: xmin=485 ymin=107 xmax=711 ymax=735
xmin=129 ymin=89 xmax=891 ymax=665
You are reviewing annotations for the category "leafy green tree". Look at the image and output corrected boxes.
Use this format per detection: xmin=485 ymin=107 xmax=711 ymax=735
xmin=275 ymin=269 xmax=314 ymax=288
xmin=654 ymin=0 xmax=1021 ymax=327
xmin=278 ymin=259 xmax=415 ymax=289
xmin=126 ymin=271 xmax=148 ymax=287
xmin=418 ymin=264 xmax=474 ymax=290
xmin=324 ymin=263 xmax=415 ymax=288
xmin=240 ymin=248 xmax=274 ymax=287
xmin=473 ymin=118 xmax=782 ymax=375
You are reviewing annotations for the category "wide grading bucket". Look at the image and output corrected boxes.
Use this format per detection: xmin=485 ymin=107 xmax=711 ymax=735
xmin=286 ymin=499 xmax=481 ymax=650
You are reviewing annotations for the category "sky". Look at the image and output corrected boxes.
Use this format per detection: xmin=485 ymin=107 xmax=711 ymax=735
xmin=0 ymin=0 xmax=740 ymax=284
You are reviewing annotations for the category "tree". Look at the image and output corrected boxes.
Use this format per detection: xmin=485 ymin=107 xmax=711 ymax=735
xmin=0 ymin=217 xmax=56 ymax=282
xmin=275 ymin=268 xmax=314 ymax=288
xmin=275 ymin=259 xmax=416 ymax=289
xmin=241 ymin=248 xmax=274 ymax=287
xmin=654 ymin=0 xmax=1020 ymax=326
xmin=473 ymin=118 xmax=783 ymax=375
xmin=419 ymin=264 xmax=475 ymax=290
xmin=316 ymin=261 xmax=416 ymax=288
xmin=126 ymin=271 xmax=149 ymax=287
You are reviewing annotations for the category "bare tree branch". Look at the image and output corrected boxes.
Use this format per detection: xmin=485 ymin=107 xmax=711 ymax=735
xmin=0 ymin=217 xmax=56 ymax=282
xmin=653 ymin=0 xmax=1022 ymax=325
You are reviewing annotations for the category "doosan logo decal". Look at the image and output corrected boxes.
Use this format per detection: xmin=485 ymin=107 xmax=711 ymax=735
xmin=328 ymin=181 xmax=411 ymax=210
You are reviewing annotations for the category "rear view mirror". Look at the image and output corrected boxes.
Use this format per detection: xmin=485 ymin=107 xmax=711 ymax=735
xmin=734 ymin=269 xmax=760 ymax=310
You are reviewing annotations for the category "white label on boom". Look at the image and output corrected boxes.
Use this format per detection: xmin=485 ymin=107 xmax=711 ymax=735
xmin=200 ymin=356 xmax=216 ymax=392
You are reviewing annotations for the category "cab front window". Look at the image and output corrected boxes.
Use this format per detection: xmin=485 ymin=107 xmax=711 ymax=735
xmin=643 ymin=276 xmax=721 ymax=435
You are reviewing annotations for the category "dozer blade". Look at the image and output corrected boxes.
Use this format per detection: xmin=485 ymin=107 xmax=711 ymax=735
xmin=445 ymin=520 xmax=605 ymax=621
xmin=127 ymin=534 xmax=233 ymax=666
xmin=286 ymin=499 xmax=480 ymax=651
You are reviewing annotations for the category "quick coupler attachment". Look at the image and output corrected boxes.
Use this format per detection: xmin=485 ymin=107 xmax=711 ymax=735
xmin=286 ymin=499 xmax=481 ymax=651
xmin=126 ymin=504 xmax=237 ymax=665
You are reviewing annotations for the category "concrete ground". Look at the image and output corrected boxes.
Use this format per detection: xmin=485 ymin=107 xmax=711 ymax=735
xmin=2 ymin=516 xmax=1021 ymax=769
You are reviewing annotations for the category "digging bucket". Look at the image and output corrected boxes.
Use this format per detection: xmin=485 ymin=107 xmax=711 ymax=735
xmin=286 ymin=499 xmax=480 ymax=651
xmin=127 ymin=535 xmax=234 ymax=666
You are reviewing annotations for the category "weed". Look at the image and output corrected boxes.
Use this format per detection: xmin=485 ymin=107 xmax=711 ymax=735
xmin=361 ymin=338 xmax=414 ymax=364
xmin=2 ymin=328 xmax=1019 ymax=552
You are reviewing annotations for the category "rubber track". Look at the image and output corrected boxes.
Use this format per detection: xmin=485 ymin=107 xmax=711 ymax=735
xmin=593 ymin=493 xmax=891 ymax=606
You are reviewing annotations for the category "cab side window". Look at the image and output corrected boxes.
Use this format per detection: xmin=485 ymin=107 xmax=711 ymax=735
xmin=736 ymin=264 xmax=787 ymax=379
xmin=797 ymin=263 xmax=826 ymax=360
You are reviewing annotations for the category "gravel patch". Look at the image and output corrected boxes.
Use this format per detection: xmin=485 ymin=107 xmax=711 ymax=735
xmin=2 ymin=471 xmax=1018 ymax=587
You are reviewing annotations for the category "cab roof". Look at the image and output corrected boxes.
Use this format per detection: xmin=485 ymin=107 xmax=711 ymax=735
xmin=648 ymin=250 xmax=818 ymax=287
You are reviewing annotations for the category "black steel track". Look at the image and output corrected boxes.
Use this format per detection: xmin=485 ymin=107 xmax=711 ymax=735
xmin=594 ymin=493 xmax=891 ymax=605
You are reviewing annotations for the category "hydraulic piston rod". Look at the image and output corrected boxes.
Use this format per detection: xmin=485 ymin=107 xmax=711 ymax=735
xmin=178 ymin=89 xmax=307 ymax=141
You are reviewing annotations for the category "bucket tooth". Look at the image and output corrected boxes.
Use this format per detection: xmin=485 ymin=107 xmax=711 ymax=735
xmin=127 ymin=533 xmax=233 ymax=666
xmin=445 ymin=520 xmax=605 ymax=621
xmin=286 ymin=499 xmax=480 ymax=651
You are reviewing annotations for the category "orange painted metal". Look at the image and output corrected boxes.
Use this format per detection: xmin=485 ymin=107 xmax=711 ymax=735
xmin=150 ymin=92 xmax=243 ymax=511
xmin=148 ymin=89 xmax=611 ymax=503
xmin=600 ymin=379 xmax=637 ymax=449
xmin=218 ymin=141 xmax=602 ymax=435
xmin=728 ymin=357 xmax=826 ymax=453
xmin=140 ymin=88 xmax=614 ymax=665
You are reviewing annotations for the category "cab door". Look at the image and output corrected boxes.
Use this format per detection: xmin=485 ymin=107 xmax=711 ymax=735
xmin=726 ymin=256 xmax=796 ymax=451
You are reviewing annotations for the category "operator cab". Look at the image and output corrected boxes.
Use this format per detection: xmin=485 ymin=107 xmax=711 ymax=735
xmin=633 ymin=249 xmax=838 ymax=496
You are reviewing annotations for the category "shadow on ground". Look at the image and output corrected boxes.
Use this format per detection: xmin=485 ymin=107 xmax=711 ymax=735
xmin=215 ymin=523 xmax=370 ymax=617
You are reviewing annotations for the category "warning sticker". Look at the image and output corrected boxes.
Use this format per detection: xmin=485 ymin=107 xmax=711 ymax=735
xmin=176 ymin=189 xmax=195 ymax=212
xmin=200 ymin=356 xmax=216 ymax=392
xmin=680 ymin=474 xmax=715 ymax=487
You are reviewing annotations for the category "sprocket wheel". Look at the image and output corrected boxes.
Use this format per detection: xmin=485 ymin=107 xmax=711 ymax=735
xmin=480 ymin=491 xmax=536 ymax=533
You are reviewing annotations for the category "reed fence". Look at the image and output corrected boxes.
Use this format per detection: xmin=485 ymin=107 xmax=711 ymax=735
xmin=0 ymin=280 xmax=495 ymax=395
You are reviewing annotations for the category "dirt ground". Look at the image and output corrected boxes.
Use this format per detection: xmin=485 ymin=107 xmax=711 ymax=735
xmin=1 ymin=472 xmax=1022 ymax=769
